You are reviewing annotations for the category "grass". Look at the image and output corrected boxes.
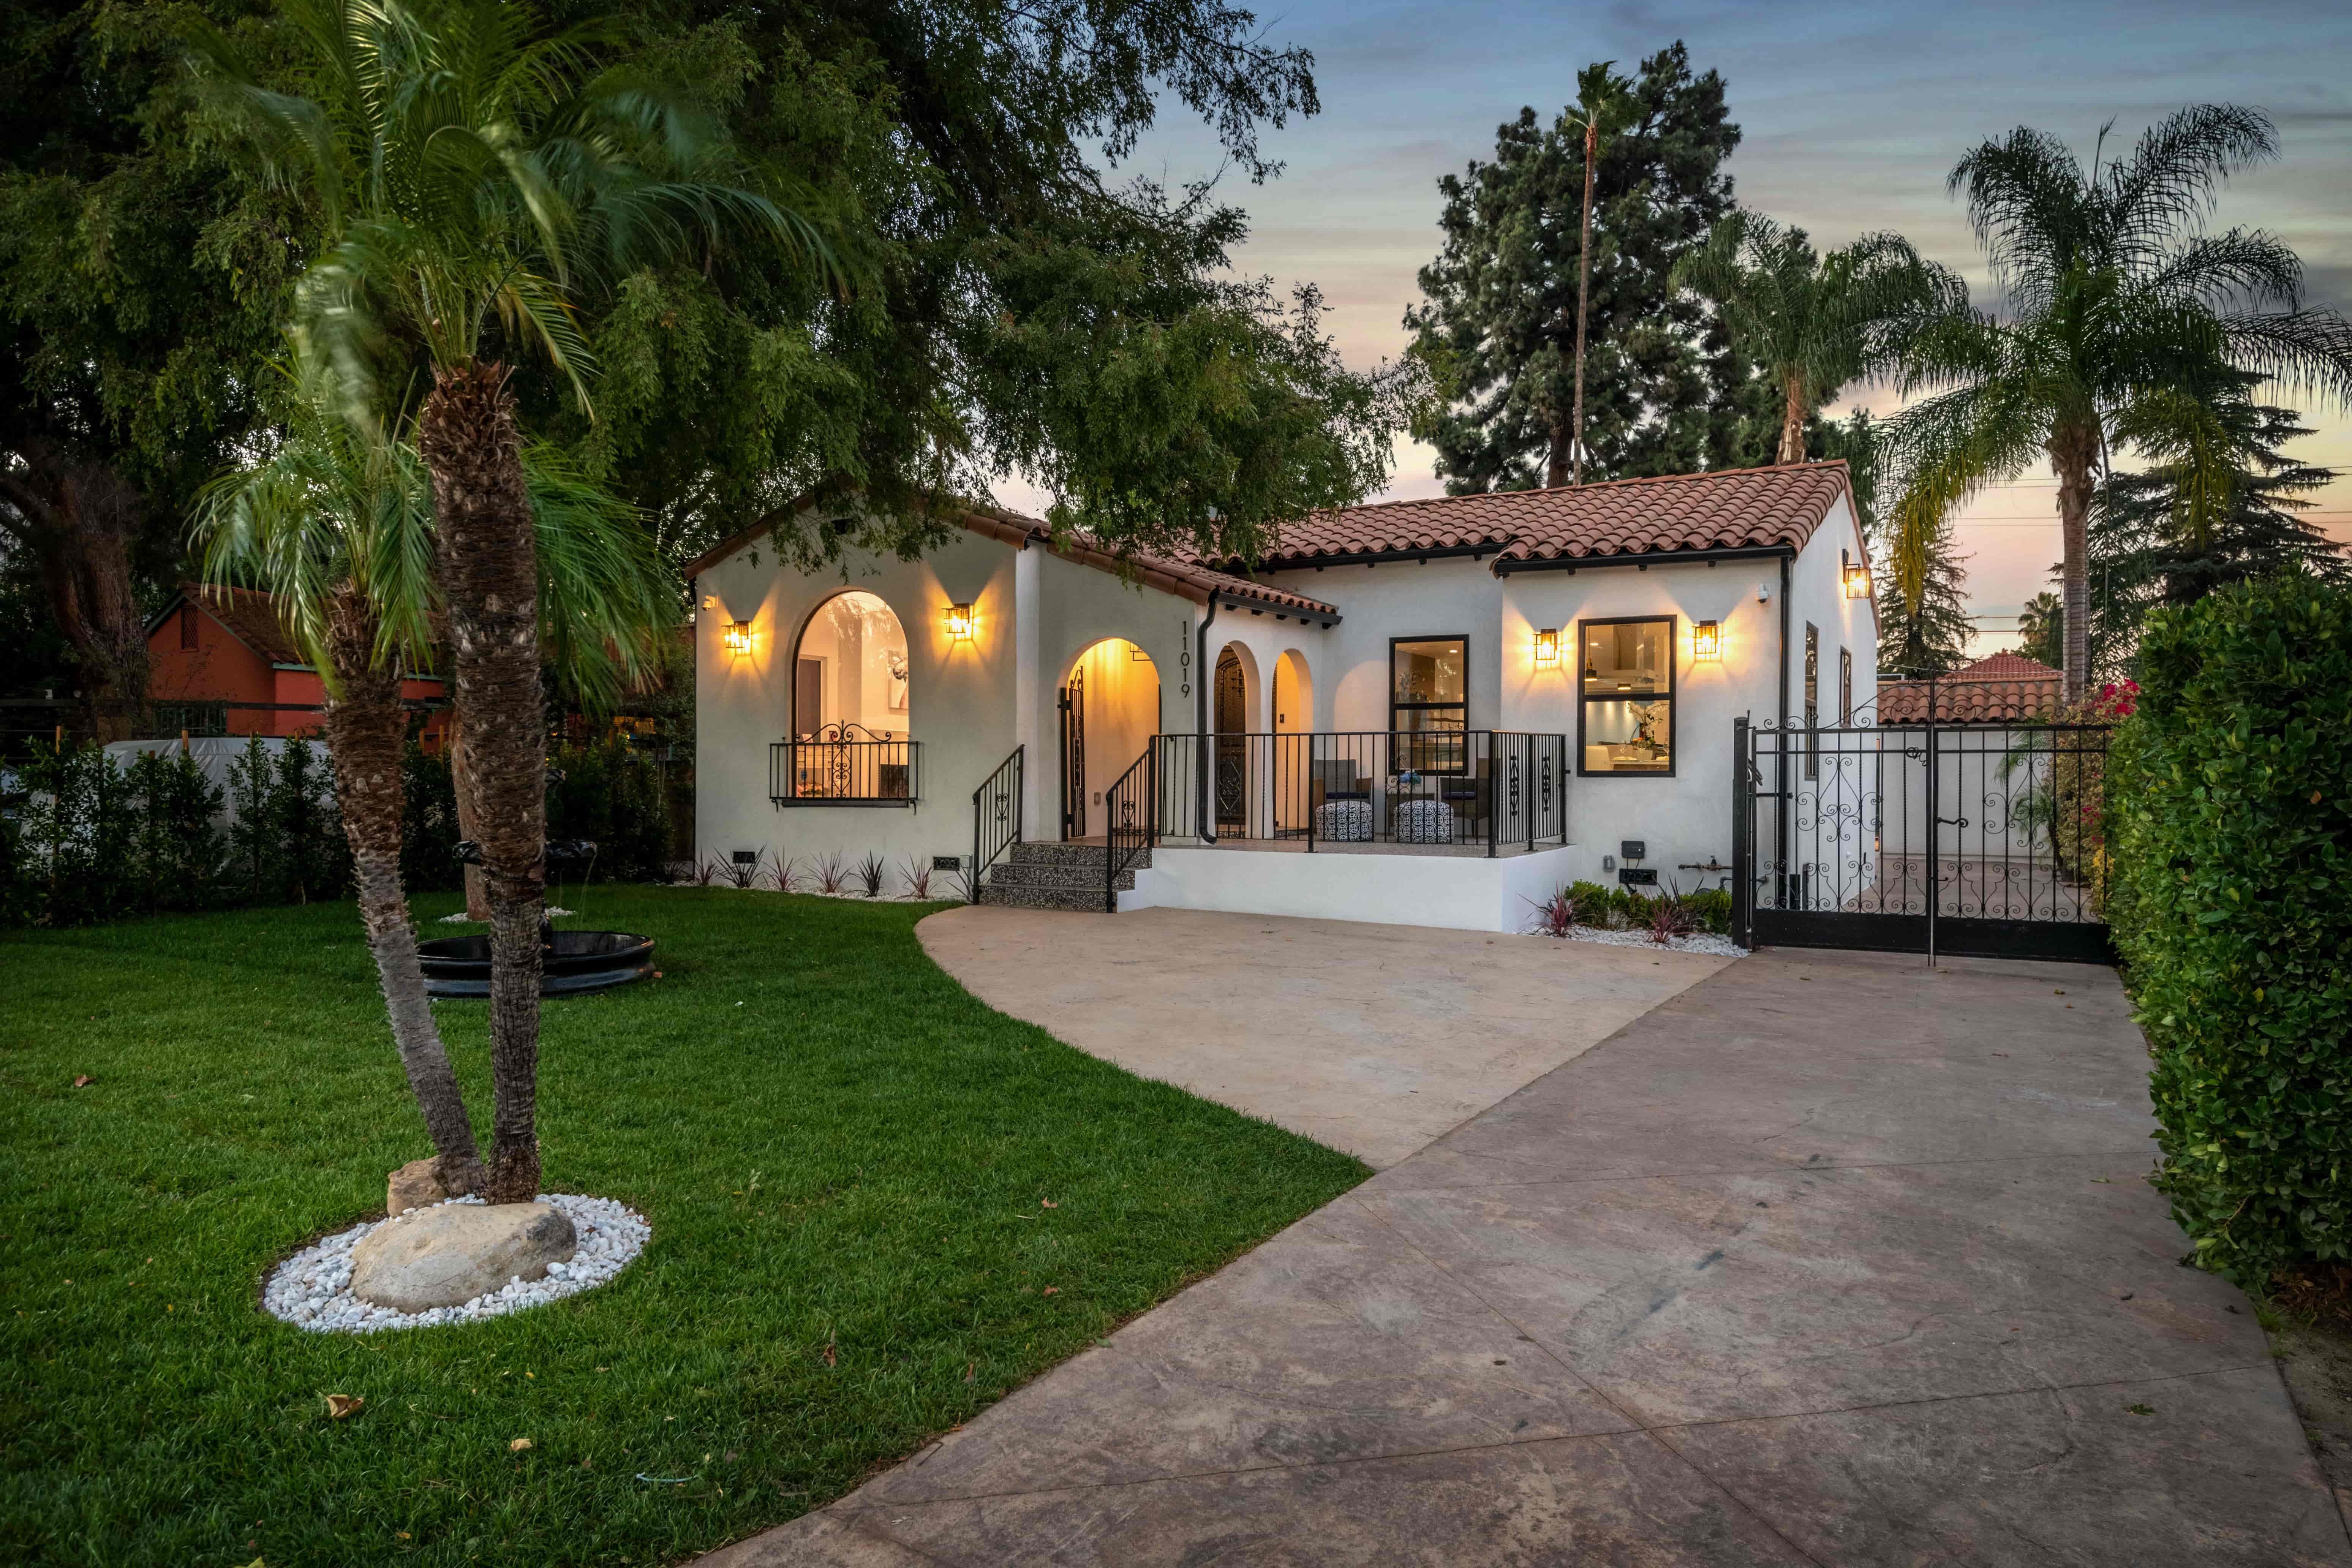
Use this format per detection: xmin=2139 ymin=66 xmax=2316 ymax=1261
xmin=0 ymin=888 xmax=1369 ymax=1566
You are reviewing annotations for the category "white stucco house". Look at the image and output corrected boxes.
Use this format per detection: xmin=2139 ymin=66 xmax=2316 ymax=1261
xmin=687 ymin=460 xmax=1876 ymax=932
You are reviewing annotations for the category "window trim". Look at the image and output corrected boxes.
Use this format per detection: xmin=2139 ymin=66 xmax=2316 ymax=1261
xmin=1386 ymin=633 xmax=1470 ymax=735
xmin=1575 ymin=614 xmax=1679 ymax=779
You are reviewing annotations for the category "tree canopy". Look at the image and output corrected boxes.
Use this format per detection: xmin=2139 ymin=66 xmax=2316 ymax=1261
xmin=1406 ymin=41 xmax=1776 ymax=492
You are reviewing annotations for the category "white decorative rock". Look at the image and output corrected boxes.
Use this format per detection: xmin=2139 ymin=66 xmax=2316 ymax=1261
xmin=349 ymin=1201 xmax=577 ymax=1312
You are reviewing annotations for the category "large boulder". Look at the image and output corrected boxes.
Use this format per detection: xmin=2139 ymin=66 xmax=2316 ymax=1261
xmin=349 ymin=1202 xmax=577 ymax=1312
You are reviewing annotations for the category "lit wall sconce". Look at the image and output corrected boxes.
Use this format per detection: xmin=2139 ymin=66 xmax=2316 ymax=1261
xmin=722 ymin=620 xmax=752 ymax=658
xmin=1533 ymin=627 xmax=1560 ymax=668
xmin=1693 ymin=620 xmax=1722 ymax=661
xmin=1842 ymin=549 xmax=1873 ymax=600
xmin=943 ymin=601 xmax=976 ymax=643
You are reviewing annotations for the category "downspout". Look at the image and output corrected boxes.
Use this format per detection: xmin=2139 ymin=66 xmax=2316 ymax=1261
xmin=1775 ymin=551 xmax=1792 ymax=904
xmin=1195 ymin=595 xmax=1219 ymax=842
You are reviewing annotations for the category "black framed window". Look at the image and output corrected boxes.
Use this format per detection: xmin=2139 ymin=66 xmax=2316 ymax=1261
xmin=1839 ymin=647 xmax=1853 ymax=724
xmin=1577 ymin=616 xmax=1675 ymax=776
xmin=1389 ymin=635 xmax=1467 ymax=774
xmin=1804 ymin=623 xmax=1819 ymax=779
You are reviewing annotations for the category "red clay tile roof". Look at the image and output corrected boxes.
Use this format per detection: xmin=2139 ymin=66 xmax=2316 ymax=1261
xmin=177 ymin=582 xmax=303 ymax=665
xmin=958 ymin=506 xmax=1340 ymax=618
xmin=1200 ymin=462 xmax=1858 ymax=569
xmin=1873 ymin=651 xmax=2063 ymax=724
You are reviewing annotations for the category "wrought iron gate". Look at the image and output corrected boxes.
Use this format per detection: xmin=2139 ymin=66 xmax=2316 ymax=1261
xmin=1732 ymin=716 xmax=2114 ymax=963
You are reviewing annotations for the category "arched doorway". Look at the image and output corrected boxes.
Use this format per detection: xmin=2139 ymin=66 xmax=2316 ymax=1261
xmin=1061 ymin=639 xmax=1159 ymax=839
xmin=1212 ymin=643 xmax=1260 ymax=834
xmin=1273 ymin=650 xmax=1312 ymax=733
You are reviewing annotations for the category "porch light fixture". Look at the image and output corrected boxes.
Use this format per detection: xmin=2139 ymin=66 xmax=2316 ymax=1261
xmin=1693 ymin=620 xmax=1722 ymax=661
xmin=943 ymin=601 xmax=976 ymax=643
xmin=1842 ymin=550 xmax=1873 ymax=600
xmin=1533 ymin=628 xmax=1560 ymax=667
xmin=723 ymin=620 xmax=752 ymax=658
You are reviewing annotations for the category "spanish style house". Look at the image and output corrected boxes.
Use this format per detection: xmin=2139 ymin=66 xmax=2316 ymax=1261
xmin=688 ymin=460 xmax=1876 ymax=931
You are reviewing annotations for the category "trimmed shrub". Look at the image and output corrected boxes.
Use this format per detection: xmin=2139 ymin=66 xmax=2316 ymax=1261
xmin=2110 ymin=572 xmax=2352 ymax=1286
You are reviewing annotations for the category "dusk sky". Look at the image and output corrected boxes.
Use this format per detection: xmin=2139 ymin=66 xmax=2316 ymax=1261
xmin=1004 ymin=0 xmax=2352 ymax=656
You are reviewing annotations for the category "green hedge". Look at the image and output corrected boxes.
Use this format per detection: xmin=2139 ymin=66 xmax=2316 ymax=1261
xmin=2110 ymin=572 xmax=2352 ymax=1286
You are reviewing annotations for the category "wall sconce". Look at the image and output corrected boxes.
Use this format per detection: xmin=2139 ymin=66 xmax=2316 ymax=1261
xmin=1842 ymin=550 xmax=1873 ymax=600
xmin=723 ymin=620 xmax=752 ymax=658
xmin=1693 ymin=620 xmax=1722 ymax=661
xmin=1533 ymin=627 xmax=1559 ymax=668
xmin=943 ymin=602 xmax=976 ymax=643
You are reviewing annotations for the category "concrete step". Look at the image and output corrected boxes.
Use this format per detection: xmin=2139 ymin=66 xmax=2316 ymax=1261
xmin=975 ymin=880 xmax=1121 ymax=913
xmin=986 ymin=859 xmax=1140 ymax=892
xmin=1004 ymin=839 xmax=1152 ymax=873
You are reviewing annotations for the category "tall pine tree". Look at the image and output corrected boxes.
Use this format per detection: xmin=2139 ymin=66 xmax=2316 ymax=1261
xmin=1406 ymin=42 xmax=1776 ymax=491
xmin=2082 ymin=373 xmax=2346 ymax=676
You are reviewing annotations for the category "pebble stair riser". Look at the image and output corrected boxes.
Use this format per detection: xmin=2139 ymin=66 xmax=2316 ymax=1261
xmin=974 ymin=841 xmax=1150 ymax=911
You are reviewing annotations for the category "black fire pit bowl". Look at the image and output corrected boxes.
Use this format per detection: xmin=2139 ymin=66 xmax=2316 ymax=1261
xmin=419 ymin=931 xmax=655 ymax=999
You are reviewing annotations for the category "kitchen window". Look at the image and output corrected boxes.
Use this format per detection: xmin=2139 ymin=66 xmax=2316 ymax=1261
xmin=1578 ymin=616 xmax=1674 ymax=776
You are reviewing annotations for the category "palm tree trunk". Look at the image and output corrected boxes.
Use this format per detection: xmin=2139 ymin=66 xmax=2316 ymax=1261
xmin=1566 ymin=118 xmax=1599 ymax=487
xmin=419 ymin=360 xmax=545 ymax=1205
xmin=322 ymin=585 xmax=486 ymax=1195
xmin=2049 ymin=422 xmax=2098 ymax=703
xmin=1777 ymin=373 xmax=1807 ymax=465
xmin=449 ymin=710 xmax=490 ymax=920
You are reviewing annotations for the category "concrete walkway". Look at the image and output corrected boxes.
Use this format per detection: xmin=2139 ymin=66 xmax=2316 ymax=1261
xmin=710 ymin=947 xmax=2347 ymax=1566
xmin=914 ymin=904 xmax=1734 ymax=1168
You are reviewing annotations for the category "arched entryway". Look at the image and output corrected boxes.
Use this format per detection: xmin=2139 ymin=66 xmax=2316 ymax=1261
xmin=1060 ymin=639 xmax=1160 ymax=839
xmin=1212 ymin=643 xmax=1261 ymax=834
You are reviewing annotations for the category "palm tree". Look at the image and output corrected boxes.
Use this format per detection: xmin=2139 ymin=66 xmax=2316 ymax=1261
xmin=1557 ymin=62 xmax=1630 ymax=487
xmin=193 ymin=366 xmax=675 ymax=1196
xmin=1883 ymin=104 xmax=2352 ymax=702
xmin=2015 ymin=590 xmax=2064 ymax=668
xmin=1672 ymin=213 xmax=1962 ymax=465
xmin=191 ymin=0 xmax=835 ymax=1200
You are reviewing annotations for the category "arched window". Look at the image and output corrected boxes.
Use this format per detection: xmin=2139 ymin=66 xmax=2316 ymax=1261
xmin=792 ymin=591 xmax=908 ymax=740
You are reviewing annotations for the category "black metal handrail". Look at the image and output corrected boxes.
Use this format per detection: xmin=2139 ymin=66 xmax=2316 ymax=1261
xmin=1103 ymin=743 xmax=1157 ymax=913
xmin=770 ymin=722 xmax=918 ymax=807
xmin=1150 ymin=729 xmax=1568 ymax=855
xmin=971 ymin=744 xmax=1023 ymax=902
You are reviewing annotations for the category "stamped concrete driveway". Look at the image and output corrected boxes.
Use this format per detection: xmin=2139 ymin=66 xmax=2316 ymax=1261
xmin=710 ymin=945 xmax=2347 ymax=1567
xmin=913 ymin=904 xmax=1734 ymax=1168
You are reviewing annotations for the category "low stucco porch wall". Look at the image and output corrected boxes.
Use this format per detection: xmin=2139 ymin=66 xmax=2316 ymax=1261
xmin=1124 ymin=842 xmax=1580 ymax=933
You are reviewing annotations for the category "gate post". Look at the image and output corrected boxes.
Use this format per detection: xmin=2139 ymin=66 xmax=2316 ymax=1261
xmin=1732 ymin=717 xmax=1752 ymax=949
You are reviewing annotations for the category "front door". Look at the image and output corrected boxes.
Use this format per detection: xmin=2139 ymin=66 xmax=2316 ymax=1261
xmin=1059 ymin=667 xmax=1086 ymax=839
xmin=1214 ymin=649 xmax=1246 ymax=833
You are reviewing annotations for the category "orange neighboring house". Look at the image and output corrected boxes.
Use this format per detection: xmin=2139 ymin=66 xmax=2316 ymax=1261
xmin=146 ymin=583 xmax=447 ymax=742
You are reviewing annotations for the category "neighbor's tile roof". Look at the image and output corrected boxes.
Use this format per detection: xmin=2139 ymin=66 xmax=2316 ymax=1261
xmin=178 ymin=582 xmax=303 ymax=665
xmin=1205 ymin=461 xmax=1858 ymax=569
xmin=1873 ymin=651 xmax=2064 ymax=724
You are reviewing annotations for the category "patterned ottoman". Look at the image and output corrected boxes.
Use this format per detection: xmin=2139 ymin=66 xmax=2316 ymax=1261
xmin=1393 ymin=797 xmax=1455 ymax=844
xmin=1314 ymin=798 xmax=1374 ymax=841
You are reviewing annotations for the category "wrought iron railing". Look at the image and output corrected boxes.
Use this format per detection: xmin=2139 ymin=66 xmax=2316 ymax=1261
xmin=970 ymin=745 xmax=1023 ymax=901
xmin=1103 ymin=743 xmax=1157 ymax=912
xmin=1150 ymin=729 xmax=1568 ymax=855
xmin=769 ymin=723 xmax=918 ymax=807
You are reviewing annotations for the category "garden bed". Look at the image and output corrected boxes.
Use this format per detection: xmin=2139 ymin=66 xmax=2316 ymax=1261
xmin=0 ymin=888 xmax=1366 ymax=1567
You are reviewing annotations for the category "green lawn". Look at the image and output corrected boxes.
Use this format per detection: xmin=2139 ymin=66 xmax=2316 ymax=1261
xmin=0 ymin=888 xmax=1368 ymax=1566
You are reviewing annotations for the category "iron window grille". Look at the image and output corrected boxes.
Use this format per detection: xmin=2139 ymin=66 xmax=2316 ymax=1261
xmin=770 ymin=722 xmax=918 ymax=807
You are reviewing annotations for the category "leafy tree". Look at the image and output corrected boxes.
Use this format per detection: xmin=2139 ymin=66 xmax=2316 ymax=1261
xmin=1671 ymin=213 xmax=1960 ymax=464
xmin=1878 ymin=511 xmax=1975 ymax=678
xmin=0 ymin=0 xmax=298 ymax=735
xmin=1884 ymin=104 xmax=2352 ymax=702
xmin=192 ymin=0 xmax=811 ymax=1202
xmin=1407 ymin=42 xmax=1764 ymax=492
